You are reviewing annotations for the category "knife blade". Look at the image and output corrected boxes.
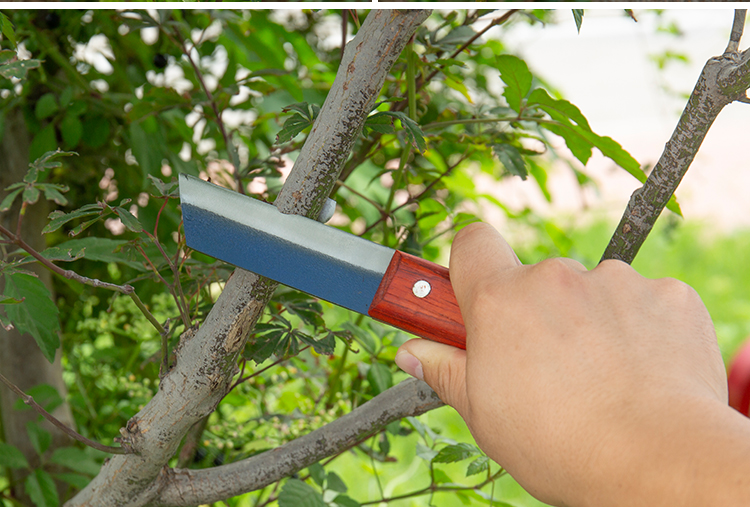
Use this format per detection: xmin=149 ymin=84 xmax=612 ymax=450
xmin=179 ymin=174 xmax=466 ymax=349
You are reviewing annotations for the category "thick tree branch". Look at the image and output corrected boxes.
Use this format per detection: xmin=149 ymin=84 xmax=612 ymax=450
xmin=601 ymin=10 xmax=749 ymax=264
xmin=150 ymin=379 xmax=442 ymax=506
xmin=64 ymin=10 xmax=432 ymax=507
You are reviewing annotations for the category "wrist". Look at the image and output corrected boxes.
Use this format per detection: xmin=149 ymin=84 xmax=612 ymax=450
xmin=578 ymin=394 xmax=750 ymax=507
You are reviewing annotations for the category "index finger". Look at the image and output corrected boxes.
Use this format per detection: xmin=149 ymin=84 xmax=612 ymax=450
xmin=449 ymin=222 xmax=521 ymax=315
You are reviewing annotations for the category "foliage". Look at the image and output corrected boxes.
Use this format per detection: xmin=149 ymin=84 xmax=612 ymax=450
xmin=0 ymin=8 xmax=735 ymax=507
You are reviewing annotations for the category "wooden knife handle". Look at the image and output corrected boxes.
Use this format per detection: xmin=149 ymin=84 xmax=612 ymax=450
xmin=369 ymin=251 xmax=466 ymax=349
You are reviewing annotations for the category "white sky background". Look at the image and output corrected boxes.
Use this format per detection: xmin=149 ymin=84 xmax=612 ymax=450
xmin=480 ymin=8 xmax=749 ymax=232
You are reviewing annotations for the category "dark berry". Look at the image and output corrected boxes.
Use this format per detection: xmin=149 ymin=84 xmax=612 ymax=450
xmin=153 ymin=54 xmax=168 ymax=69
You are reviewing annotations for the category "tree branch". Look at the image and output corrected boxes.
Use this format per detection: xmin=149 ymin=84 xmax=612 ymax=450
xmin=601 ymin=10 xmax=749 ymax=264
xmin=0 ymin=372 xmax=128 ymax=455
xmin=150 ymin=379 xmax=442 ymax=506
xmin=64 ymin=10 xmax=433 ymax=507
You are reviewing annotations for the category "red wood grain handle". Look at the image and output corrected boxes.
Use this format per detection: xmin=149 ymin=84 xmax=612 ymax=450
xmin=368 ymin=251 xmax=466 ymax=349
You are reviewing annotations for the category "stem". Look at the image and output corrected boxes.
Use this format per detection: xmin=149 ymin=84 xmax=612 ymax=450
xmin=168 ymin=25 xmax=242 ymax=192
xmin=0 ymin=372 xmax=128 ymax=455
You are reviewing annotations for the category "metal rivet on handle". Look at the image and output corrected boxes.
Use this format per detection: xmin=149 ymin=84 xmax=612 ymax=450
xmin=412 ymin=280 xmax=431 ymax=298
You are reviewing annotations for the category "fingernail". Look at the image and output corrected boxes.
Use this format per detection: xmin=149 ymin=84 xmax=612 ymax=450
xmin=395 ymin=350 xmax=424 ymax=380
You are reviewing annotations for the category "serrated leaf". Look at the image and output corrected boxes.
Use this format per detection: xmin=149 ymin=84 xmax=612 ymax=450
xmin=326 ymin=471 xmax=347 ymax=493
xmin=0 ymin=13 xmax=16 ymax=48
xmin=308 ymin=463 xmax=325 ymax=487
xmin=26 ymin=422 xmax=52 ymax=456
xmin=31 ymin=150 xmax=77 ymax=173
xmin=432 ymin=443 xmax=480 ymax=464
xmin=370 ymin=111 xmax=425 ymax=153
xmin=0 ymin=59 xmax=41 ymax=80
xmin=4 ymin=273 xmax=60 ymax=362
xmin=282 ymin=102 xmax=319 ymax=121
xmin=39 ymin=246 xmax=85 ymax=262
xmin=278 ymin=479 xmax=326 ymax=507
xmin=113 ymin=207 xmax=143 ymax=233
xmin=573 ymin=10 xmax=584 ymax=33
xmin=493 ymin=144 xmax=527 ymax=180
xmin=497 ymin=55 xmax=532 ymax=113
xmin=39 ymin=184 xmax=70 ymax=206
xmin=24 ymin=469 xmax=59 ymax=507
xmin=148 ymin=174 xmax=178 ymax=197
xmin=466 ymin=455 xmax=490 ymax=476
xmin=367 ymin=362 xmax=392 ymax=395
xmin=276 ymin=114 xmax=313 ymax=145
xmin=42 ymin=205 xmax=102 ymax=234
xmin=50 ymin=447 xmax=102 ymax=476
xmin=364 ymin=114 xmax=395 ymax=135
xmin=0 ymin=442 xmax=29 ymax=469
xmin=0 ymin=188 xmax=23 ymax=212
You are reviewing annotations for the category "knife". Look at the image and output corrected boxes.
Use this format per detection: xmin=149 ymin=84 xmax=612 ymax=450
xmin=178 ymin=174 xmax=466 ymax=349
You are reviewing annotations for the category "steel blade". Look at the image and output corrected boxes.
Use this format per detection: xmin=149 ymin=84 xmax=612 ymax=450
xmin=179 ymin=174 xmax=395 ymax=315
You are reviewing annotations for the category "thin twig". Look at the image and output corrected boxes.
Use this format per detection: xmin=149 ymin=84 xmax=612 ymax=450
xmin=0 ymin=222 xmax=167 ymax=335
xmin=0 ymin=372 xmax=128 ymax=455
xmin=725 ymin=9 xmax=746 ymax=54
xmin=170 ymin=26 xmax=243 ymax=193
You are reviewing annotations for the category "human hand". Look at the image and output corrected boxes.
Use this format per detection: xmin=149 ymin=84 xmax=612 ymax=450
xmin=395 ymin=222 xmax=741 ymax=507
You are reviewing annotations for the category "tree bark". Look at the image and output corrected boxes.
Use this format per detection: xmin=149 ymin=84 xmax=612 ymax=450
xmin=601 ymin=10 xmax=750 ymax=264
xmin=0 ymin=110 xmax=76 ymax=501
xmin=64 ymin=10 xmax=433 ymax=507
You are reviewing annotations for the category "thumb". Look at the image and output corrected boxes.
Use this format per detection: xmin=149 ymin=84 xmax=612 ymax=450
xmin=395 ymin=339 xmax=469 ymax=417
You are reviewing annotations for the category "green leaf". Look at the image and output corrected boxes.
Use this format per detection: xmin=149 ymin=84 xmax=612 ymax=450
xmin=366 ymin=362 xmax=392 ymax=395
xmin=493 ymin=144 xmax=527 ymax=180
xmin=0 ymin=442 xmax=29 ymax=469
xmin=4 ymin=273 xmax=61 ymax=362
xmin=0 ymin=59 xmax=42 ymax=80
xmin=496 ymin=55 xmax=533 ymax=113
xmin=0 ymin=294 xmax=24 ymax=305
xmin=0 ymin=187 xmax=23 ymax=211
xmin=22 ymin=186 xmax=40 ymax=205
xmin=25 ymin=469 xmax=59 ymax=507
xmin=370 ymin=111 xmax=425 ymax=153
xmin=363 ymin=114 xmax=395 ymax=135
xmin=326 ymin=471 xmax=347 ymax=493
xmin=148 ymin=174 xmax=178 ymax=197
xmin=26 ymin=422 xmax=52 ymax=456
xmin=30 ymin=125 xmax=57 ymax=163
xmin=415 ymin=443 xmax=438 ymax=462
xmin=50 ymin=447 xmax=102 ymax=476
xmin=113 ymin=207 xmax=143 ymax=233
xmin=39 ymin=183 xmax=70 ymax=206
xmin=60 ymin=114 xmax=83 ymax=149
xmin=31 ymin=150 xmax=77 ymax=172
xmin=276 ymin=114 xmax=313 ymax=145
xmin=573 ymin=10 xmax=584 ymax=33
xmin=432 ymin=443 xmax=479 ymax=464
xmin=278 ymin=479 xmax=326 ymax=507
xmin=54 ymin=473 xmax=91 ymax=490
xmin=42 ymin=204 xmax=103 ymax=234
xmin=82 ymin=116 xmax=110 ymax=149
xmin=333 ymin=494 xmax=360 ymax=507
xmin=35 ymin=94 xmax=59 ymax=120
xmin=466 ymin=455 xmax=489 ymax=476
xmin=13 ymin=384 xmax=63 ymax=413
xmin=0 ymin=12 xmax=16 ymax=48
xmin=308 ymin=463 xmax=326 ymax=487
